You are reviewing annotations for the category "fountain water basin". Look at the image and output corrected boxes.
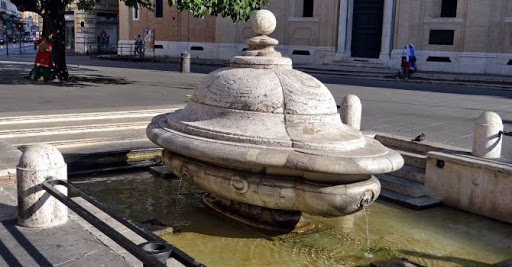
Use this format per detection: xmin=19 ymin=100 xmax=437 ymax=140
xmin=147 ymin=10 xmax=403 ymax=231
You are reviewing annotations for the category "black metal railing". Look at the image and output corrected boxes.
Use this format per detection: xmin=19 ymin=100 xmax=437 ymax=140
xmin=88 ymin=43 xmax=146 ymax=60
xmin=500 ymin=131 xmax=512 ymax=137
xmin=42 ymin=179 xmax=203 ymax=267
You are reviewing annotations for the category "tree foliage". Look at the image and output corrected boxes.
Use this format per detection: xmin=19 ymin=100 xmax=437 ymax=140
xmin=10 ymin=0 xmax=269 ymax=81
xmin=127 ymin=0 xmax=270 ymax=23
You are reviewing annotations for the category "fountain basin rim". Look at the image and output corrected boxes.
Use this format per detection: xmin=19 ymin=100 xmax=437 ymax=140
xmin=147 ymin=116 xmax=404 ymax=176
xmin=163 ymin=152 xmax=381 ymax=217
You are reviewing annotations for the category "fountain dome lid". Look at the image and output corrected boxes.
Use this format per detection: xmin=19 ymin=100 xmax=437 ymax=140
xmin=147 ymin=10 xmax=403 ymax=178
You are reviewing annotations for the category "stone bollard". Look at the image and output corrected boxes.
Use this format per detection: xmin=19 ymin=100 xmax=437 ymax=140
xmin=17 ymin=144 xmax=68 ymax=228
xmin=180 ymin=51 xmax=190 ymax=73
xmin=472 ymin=111 xmax=503 ymax=159
xmin=340 ymin=94 xmax=362 ymax=130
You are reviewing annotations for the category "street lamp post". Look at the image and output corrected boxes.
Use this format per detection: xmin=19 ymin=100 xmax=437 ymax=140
xmin=19 ymin=24 xmax=21 ymax=55
xmin=5 ymin=32 xmax=8 ymax=56
xmin=80 ymin=21 xmax=86 ymax=54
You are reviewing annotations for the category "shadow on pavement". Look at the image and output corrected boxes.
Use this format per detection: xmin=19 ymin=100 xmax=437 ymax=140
xmin=2 ymin=55 xmax=512 ymax=99
xmin=0 ymin=238 xmax=22 ymax=267
xmin=0 ymin=208 xmax=53 ymax=267
xmin=69 ymin=57 xmax=512 ymax=99
xmin=314 ymin=74 xmax=512 ymax=99
xmin=0 ymin=62 xmax=132 ymax=87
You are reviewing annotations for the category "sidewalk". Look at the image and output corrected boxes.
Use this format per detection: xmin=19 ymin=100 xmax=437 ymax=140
xmin=88 ymin=53 xmax=512 ymax=89
xmin=295 ymin=63 xmax=512 ymax=89
xmin=0 ymin=183 xmax=130 ymax=266
xmin=4 ymin=52 xmax=512 ymax=89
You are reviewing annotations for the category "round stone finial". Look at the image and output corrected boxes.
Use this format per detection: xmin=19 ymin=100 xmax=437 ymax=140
xmin=18 ymin=143 xmax=65 ymax=170
xmin=476 ymin=111 xmax=503 ymax=126
xmin=251 ymin=10 xmax=276 ymax=35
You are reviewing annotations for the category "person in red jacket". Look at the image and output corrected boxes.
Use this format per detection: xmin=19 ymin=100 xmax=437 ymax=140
xmin=33 ymin=36 xmax=52 ymax=82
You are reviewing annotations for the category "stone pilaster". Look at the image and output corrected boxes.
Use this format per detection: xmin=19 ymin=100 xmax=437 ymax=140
xmin=335 ymin=0 xmax=349 ymax=59
xmin=379 ymin=0 xmax=394 ymax=62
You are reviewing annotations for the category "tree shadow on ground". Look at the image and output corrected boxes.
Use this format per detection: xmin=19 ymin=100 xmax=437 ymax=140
xmin=0 ymin=63 xmax=132 ymax=87
xmin=315 ymin=74 xmax=512 ymax=99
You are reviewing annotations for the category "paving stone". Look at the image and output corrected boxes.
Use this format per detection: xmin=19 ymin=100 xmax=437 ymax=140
xmin=0 ymin=141 xmax=21 ymax=182
xmin=0 ymin=218 xmax=128 ymax=266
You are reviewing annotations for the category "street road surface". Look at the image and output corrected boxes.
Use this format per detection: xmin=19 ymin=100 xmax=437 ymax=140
xmin=0 ymin=55 xmax=510 ymax=154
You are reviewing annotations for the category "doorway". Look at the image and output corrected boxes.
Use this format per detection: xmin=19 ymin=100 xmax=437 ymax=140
xmin=351 ymin=0 xmax=384 ymax=58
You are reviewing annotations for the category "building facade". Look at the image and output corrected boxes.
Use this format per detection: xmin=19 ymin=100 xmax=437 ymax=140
xmin=391 ymin=0 xmax=512 ymax=75
xmin=118 ymin=0 xmax=512 ymax=75
xmin=118 ymin=0 xmax=339 ymax=64
xmin=20 ymin=11 xmax=41 ymax=39
xmin=0 ymin=0 xmax=20 ymax=41
xmin=65 ymin=0 xmax=118 ymax=53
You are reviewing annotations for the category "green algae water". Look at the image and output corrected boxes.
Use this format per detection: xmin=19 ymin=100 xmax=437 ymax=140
xmin=72 ymin=171 xmax=512 ymax=267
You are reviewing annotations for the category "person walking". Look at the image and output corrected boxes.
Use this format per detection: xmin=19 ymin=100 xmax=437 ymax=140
xmin=134 ymin=35 xmax=144 ymax=57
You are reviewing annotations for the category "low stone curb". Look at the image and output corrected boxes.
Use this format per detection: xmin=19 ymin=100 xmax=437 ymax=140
xmin=65 ymin=148 xmax=163 ymax=175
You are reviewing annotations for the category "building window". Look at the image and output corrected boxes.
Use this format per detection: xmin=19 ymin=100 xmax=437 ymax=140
xmin=155 ymin=0 xmax=163 ymax=18
xmin=132 ymin=6 xmax=139 ymax=21
xmin=441 ymin=0 xmax=457 ymax=17
xmin=429 ymin=30 xmax=454 ymax=45
xmin=303 ymin=0 xmax=314 ymax=17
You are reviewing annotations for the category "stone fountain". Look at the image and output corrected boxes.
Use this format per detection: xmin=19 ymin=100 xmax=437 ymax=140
xmin=147 ymin=10 xmax=403 ymax=232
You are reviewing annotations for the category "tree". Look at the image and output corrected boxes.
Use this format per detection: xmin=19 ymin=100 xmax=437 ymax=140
xmin=11 ymin=0 xmax=270 ymax=81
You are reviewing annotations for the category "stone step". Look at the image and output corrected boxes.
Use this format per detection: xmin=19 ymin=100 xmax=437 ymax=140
xmin=395 ymin=149 xmax=427 ymax=169
xmin=0 ymin=108 xmax=178 ymax=149
xmin=0 ymin=108 xmax=175 ymax=177
xmin=375 ymin=134 xmax=443 ymax=154
xmin=328 ymin=59 xmax=390 ymax=69
xmin=379 ymin=189 xmax=441 ymax=210
xmin=0 ymin=121 xmax=149 ymax=140
xmin=0 ymin=108 xmax=174 ymax=127
xmin=59 ymin=139 xmax=162 ymax=175
xmin=297 ymin=65 xmax=394 ymax=75
xmin=0 ymin=116 xmax=156 ymax=131
xmin=375 ymin=133 xmax=468 ymax=155
xmin=4 ymin=125 xmax=148 ymax=147
xmin=376 ymin=174 xmax=426 ymax=198
xmin=390 ymin=164 xmax=426 ymax=184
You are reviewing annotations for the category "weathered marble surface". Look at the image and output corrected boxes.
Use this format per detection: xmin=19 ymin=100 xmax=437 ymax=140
xmin=17 ymin=144 xmax=68 ymax=228
xmin=426 ymin=151 xmax=512 ymax=224
xmin=472 ymin=111 xmax=503 ymax=159
xmin=147 ymin=10 xmax=403 ymax=217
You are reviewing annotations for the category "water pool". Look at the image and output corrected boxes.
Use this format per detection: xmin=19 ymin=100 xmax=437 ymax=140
xmin=72 ymin=170 xmax=512 ymax=267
